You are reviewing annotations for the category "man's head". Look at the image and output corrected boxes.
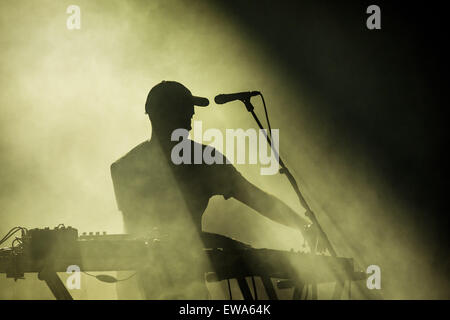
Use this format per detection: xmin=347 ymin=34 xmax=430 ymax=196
xmin=145 ymin=81 xmax=209 ymax=136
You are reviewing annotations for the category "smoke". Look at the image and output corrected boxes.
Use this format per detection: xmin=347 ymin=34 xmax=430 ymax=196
xmin=0 ymin=0 xmax=446 ymax=299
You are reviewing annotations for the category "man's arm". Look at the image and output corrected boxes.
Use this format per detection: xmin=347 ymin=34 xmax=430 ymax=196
xmin=228 ymin=174 xmax=311 ymax=231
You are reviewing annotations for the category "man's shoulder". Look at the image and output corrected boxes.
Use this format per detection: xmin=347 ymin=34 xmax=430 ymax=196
xmin=111 ymin=140 xmax=152 ymax=173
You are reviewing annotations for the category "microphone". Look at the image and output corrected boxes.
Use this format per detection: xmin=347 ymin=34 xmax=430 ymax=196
xmin=214 ymin=91 xmax=260 ymax=104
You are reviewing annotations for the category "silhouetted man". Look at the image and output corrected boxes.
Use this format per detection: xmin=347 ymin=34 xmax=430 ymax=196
xmin=111 ymin=81 xmax=311 ymax=299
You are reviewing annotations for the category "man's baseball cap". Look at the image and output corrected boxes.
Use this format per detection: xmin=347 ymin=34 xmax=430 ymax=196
xmin=145 ymin=81 xmax=209 ymax=114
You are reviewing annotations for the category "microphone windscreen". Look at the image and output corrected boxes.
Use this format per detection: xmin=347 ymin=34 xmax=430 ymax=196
xmin=214 ymin=94 xmax=227 ymax=104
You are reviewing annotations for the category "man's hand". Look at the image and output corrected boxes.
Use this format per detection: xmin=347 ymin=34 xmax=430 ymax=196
xmin=230 ymin=175 xmax=313 ymax=232
xmin=302 ymin=223 xmax=327 ymax=253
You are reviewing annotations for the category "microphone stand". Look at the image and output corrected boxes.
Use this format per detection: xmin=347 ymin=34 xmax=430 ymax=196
xmin=241 ymin=98 xmax=337 ymax=257
xmin=241 ymin=97 xmax=347 ymax=300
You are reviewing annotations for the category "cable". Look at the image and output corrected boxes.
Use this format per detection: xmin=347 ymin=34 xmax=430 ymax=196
xmin=83 ymin=271 xmax=137 ymax=283
xmin=0 ymin=227 xmax=27 ymax=246
xmin=0 ymin=227 xmax=21 ymax=244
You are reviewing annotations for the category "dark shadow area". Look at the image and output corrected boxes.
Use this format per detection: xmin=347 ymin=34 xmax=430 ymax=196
xmin=213 ymin=0 xmax=448 ymax=293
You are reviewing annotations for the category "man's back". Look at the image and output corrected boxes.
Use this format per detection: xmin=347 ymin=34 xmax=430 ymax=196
xmin=110 ymin=139 xmax=241 ymax=298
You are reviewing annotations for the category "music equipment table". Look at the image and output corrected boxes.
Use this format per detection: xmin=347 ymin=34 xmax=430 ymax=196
xmin=0 ymin=227 xmax=366 ymax=300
